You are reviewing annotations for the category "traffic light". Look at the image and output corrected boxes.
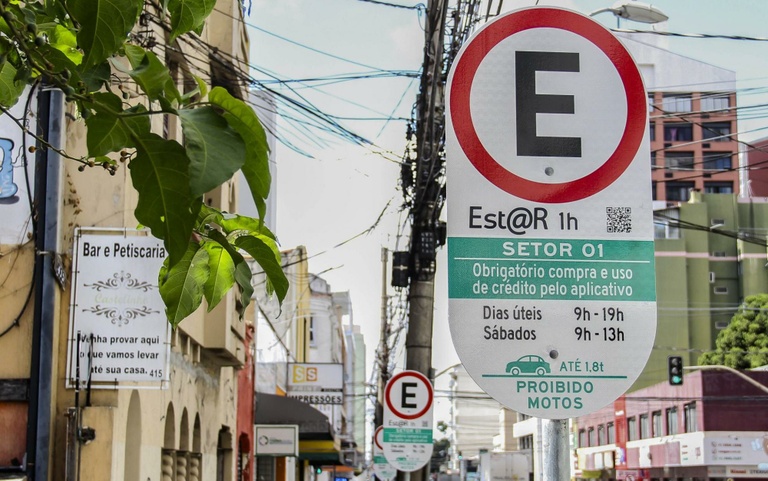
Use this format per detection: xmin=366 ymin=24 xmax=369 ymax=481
xmin=668 ymin=356 xmax=683 ymax=385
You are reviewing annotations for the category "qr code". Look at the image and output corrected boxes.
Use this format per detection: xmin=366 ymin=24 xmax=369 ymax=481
xmin=606 ymin=207 xmax=632 ymax=233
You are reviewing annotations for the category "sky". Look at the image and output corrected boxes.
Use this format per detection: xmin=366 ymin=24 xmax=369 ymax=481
xmin=246 ymin=0 xmax=768 ymax=429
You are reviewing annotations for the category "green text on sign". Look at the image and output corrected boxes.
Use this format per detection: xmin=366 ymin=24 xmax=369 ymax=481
xmin=383 ymin=428 xmax=433 ymax=444
xmin=448 ymin=238 xmax=656 ymax=302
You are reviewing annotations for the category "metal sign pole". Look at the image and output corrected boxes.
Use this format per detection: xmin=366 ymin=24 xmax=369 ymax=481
xmin=541 ymin=419 xmax=569 ymax=481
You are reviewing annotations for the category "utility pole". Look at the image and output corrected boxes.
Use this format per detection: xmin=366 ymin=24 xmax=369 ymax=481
xmin=406 ymin=0 xmax=448 ymax=374
xmin=403 ymin=1 xmax=449 ymax=481
xmin=375 ymin=247 xmax=391 ymax=428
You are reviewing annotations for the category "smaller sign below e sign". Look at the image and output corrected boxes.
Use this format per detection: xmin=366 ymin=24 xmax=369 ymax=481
xmin=254 ymin=425 xmax=299 ymax=457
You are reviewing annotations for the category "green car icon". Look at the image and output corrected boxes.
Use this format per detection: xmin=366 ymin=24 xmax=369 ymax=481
xmin=506 ymin=355 xmax=551 ymax=376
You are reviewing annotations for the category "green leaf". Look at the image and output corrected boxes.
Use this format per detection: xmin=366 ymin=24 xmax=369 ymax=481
xmin=0 ymin=62 xmax=26 ymax=108
xmin=47 ymin=24 xmax=82 ymax=65
xmin=234 ymin=235 xmax=288 ymax=303
xmin=159 ymin=241 xmax=210 ymax=326
xmin=218 ymin=211 xmax=278 ymax=240
xmin=0 ymin=15 xmax=12 ymax=36
xmin=194 ymin=75 xmax=208 ymax=99
xmin=68 ymin=0 xmax=141 ymax=69
xmin=234 ymin=260 xmax=253 ymax=316
xmin=167 ymin=0 xmax=216 ymax=42
xmin=78 ymin=61 xmax=111 ymax=92
xmin=128 ymin=133 xmax=197 ymax=266
xmin=179 ymin=106 xmax=246 ymax=196
xmin=124 ymin=45 xmax=181 ymax=103
xmin=34 ymin=43 xmax=80 ymax=78
xmin=209 ymin=87 xmax=271 ymax=220
xmin=195 ymin=204 xmax=277 ymax=240
xmin=201 ymin=240 xmax=236 ymax=311
xmin=205 ymin=228 xmax=254 ymax=317
xmin=85 ymin=94 xmax=150 ymax=156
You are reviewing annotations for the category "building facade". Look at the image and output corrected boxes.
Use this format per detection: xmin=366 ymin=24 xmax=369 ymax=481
xmin=645 ymin=192 xmax=768 ymax=390
xmin=0 ymin=2 xmax=260 ymax=480
xmin=254 ymin=251 xmax=366 ymax=481
xmin=574 ymin=370 xmax=768 ymax=480
xmin=617 ymin=34 xmax=741 ymax=201
xmin=745 ymin=136 xmax=768 ymax=197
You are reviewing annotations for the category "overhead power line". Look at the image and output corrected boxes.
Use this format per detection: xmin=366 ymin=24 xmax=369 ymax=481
xmin=354 ymin=0 xmax=426 ymax=11
xmin=614 ymin=27 xmax=768 ymax=42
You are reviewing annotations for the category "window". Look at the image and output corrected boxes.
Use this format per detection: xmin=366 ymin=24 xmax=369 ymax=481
xmin=648 ymin=92 xmax=656 ymax=111
xmin=663 ymin=93 xmax=692 ymax=112
xmin=684 ymin=402 xmax=698 ymax=432
xmin=639 ymin=414 xmax=650 ymax=439
xmin=665 ymin=152 xmax=695 ymax=170
xmin=701 ymin=93 xmax=730 ymax=112
xmin=665 ymin=181 xmax=695 ymax=201
xmin=704 ymin=181 xmax=734 ymax=194
xmin=702 ymin=122 xmax=731 ymax=141
xmin=651 ymin=151 xmax=657 ymax=167
xmin=652 ymin=182 xmax=657 ymax=201
xmin=702 ymin=153 xmax=732 ymax=170
xmin=714 ymin=286 xmax=729 ymax=295
xmin=256 ymin=457 xmax=275 ymax=481
xmin=588 ymin=427 xmax=596 ymax=447
xmin=652 ymin=411 xmax=662 ymax=437
xmin=627 ymin=417 xmax=638 ymax=441
xmin=578 ymin=429 xmax=587 ymax=448
xmin=598 ymin=425 xmax=606 ymax=445
xmin=650 ymin=121 xmax=656 ymax=141
xmin=309 ymin=317 xmax=316 ymax=346
xmin=607 ymin=422 xmax=615 ymax=444
xmin=520 ymin=435 xmax=533 ymax=450
xmin=666 ymin=407 xmax=678 ymax=435
xmin=664 ymin=123 xmax=693 ymax=141
xmin=655 ymin=208 xmax=680 ymax=239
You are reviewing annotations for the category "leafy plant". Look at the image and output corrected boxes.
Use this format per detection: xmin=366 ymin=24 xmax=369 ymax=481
xmin=0 ymin=0 xmax=288 ymax=326
xmin=699 ymin=294 xmax=768 ymax=369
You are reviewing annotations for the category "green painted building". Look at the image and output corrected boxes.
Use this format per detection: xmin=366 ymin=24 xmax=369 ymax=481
xmin=633 ymin=192 xmax=768 ymax=390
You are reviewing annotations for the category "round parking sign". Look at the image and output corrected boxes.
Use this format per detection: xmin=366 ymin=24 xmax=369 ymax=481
xmin=446 ymin=6 xmax=656 ymax=420
xmin=382 ymin=371 xmax=434 ymax=472
xmin=449 ymin=7 xmax=646 ymax=203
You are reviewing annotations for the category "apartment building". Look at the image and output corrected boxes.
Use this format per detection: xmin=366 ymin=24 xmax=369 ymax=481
xmin=646 ymin=192 xmax=768 ymax=390
xmin=616 ymin=34 xmax=740 ymax=201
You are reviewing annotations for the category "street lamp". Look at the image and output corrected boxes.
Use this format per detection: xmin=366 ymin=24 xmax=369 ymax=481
xmin=590 ymin=1 xmax=668 ymax=26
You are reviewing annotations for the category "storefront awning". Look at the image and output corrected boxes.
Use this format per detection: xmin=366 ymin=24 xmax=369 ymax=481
xmin=254 ymin=393 xmax=333 ymax=441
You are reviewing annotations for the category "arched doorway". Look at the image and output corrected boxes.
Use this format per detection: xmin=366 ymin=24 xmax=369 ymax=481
xmin=162 ymin=403 xmax=176 ymax=481
xmin=123 ymin=391 xmax=141 ymax=481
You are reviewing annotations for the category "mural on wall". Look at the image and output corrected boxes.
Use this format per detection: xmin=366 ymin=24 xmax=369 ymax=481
xmin=0 ymin=88 xmax=36 ymax=244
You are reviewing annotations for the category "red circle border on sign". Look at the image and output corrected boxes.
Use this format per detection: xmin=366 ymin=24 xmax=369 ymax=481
xmin=384 ymin=370 xmax=434 ymax=420
xmin=449 ymin=8 xmax=646 ymax=204
xmin=374 ymin=426 xmax=384 ymax=450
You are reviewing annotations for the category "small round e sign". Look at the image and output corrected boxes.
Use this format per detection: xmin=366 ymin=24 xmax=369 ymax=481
xmin=382 ymin=371 xmax=434 ymax=472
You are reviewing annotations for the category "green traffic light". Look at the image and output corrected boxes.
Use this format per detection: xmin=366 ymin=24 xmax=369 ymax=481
xmin=668 ymin=355 xmax=684 ymax=385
